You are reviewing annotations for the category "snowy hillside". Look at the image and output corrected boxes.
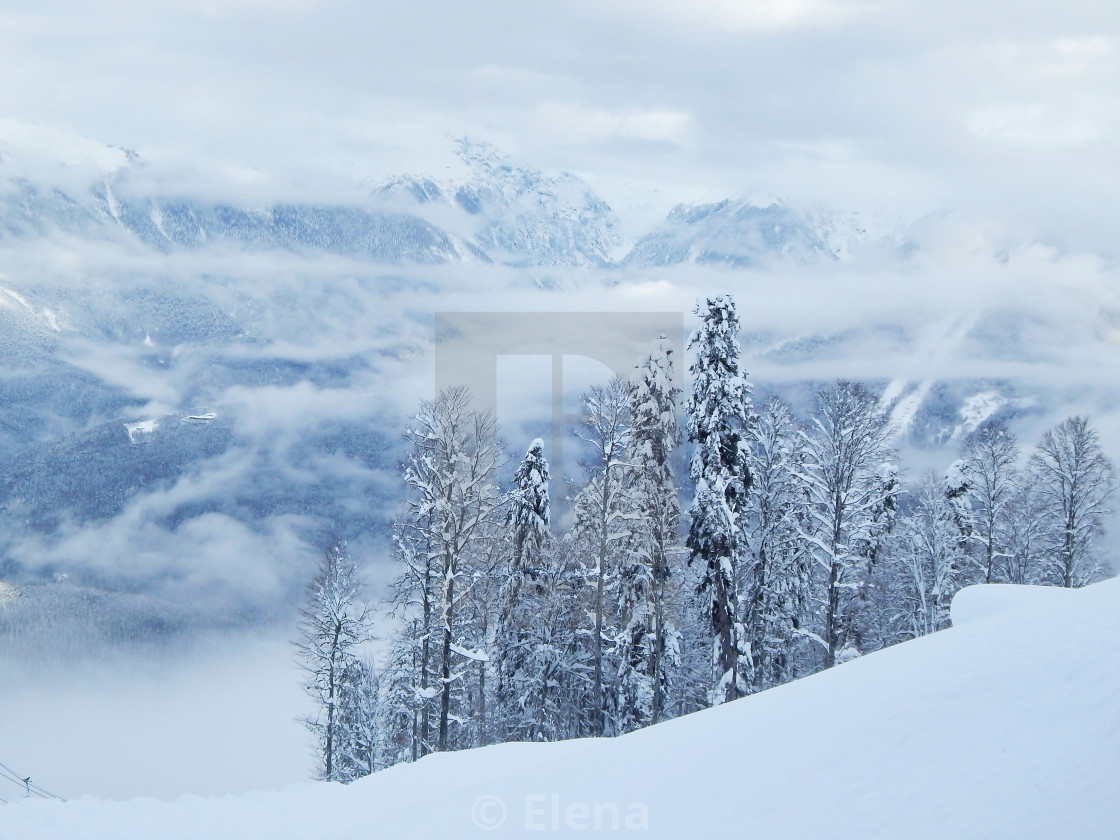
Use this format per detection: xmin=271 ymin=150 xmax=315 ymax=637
xmin=4 ymin=577 xmax=1117 ymax=839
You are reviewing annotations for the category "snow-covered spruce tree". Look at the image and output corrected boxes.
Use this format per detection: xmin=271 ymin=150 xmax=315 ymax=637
xmin=294 ymin=542 xmax=372 ymax=782
xmin=895 ymin=471 xmax=978 ymax=639
xmin=507 ymin=533 xmax=594 ymax=741
xmin=494 ymin=439 xmax=552 ymax=741
xmin=960 ymin=421 xmax=1022 ymax=584
xmin=334 ymin=656 xmax=381 ymax=780
xmin=685 ymin=295 xmax=754 ymax=705
xmin=1028 ymin=416 xmax=1116 ymax=588
xmin=799 ymin=380 xmax=894 ymax=668
xmin=509 ymin=439 xmax=552 ymax=572
xmin=617 ymin=335 xmax=684 ymax=729
xmin=665 ymin=569 xmax=720 ymax=718
xmin=376 ymin=616 xmax=427 ymax=767
xmin=740 ymin=396 xmax=814 ymax=691
xmin=571 ymin=375 xmax=636 ymax=736
xmin=400 ymin=386 xmax=503 ymax=752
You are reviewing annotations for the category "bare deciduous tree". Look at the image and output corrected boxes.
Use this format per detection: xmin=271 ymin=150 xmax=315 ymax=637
xmin=295 ymin=542 xmax=372 ymax=781
xmin=799 ymin=381 xmax=894 ymax=668
xmin=400 ymin=386 xmax=503 ymax=751
xmin=960 ymin=422 xmax=1021 ymax=584
xmin=1029 ymin=416 xmax=1116 ymax=587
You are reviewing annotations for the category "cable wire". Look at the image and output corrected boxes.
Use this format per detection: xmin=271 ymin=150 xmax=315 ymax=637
xmin=0 ymin=760 xmax=66 ymax=802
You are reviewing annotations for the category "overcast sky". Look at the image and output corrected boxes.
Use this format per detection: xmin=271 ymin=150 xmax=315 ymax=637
xmin=0 ymin=0 xmax=1117 ymax=247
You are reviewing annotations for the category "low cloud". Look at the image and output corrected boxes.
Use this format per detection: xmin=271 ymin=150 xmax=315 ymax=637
xmin=532 ymin=103 xmax=691 ymax=145
xmin=633 ymin=0 xmax=874 ymax=33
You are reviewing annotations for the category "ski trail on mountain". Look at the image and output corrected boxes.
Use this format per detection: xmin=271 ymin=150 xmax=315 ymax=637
xmin=881 ymin=315 xmax=977 ymax=438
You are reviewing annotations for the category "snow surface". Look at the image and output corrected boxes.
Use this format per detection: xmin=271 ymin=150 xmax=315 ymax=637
xmin=0 ymin=285 xmax=57 ymax=331
xmin=0 ymin=638 xmax=309 ymax=803
xmin=124 ymin=418 xmax=161 ymax=444
xmin=952 ymin=389 xmax=1004 ymax=440
xmin=4 ymin=577 xmax=1117 ymax=839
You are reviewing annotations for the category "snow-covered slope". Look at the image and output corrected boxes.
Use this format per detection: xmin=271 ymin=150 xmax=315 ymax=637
xmin=5 ymin=577 xmax=1117 ymax=839
xmin=0 ymin=174 xmax=483 ymax=265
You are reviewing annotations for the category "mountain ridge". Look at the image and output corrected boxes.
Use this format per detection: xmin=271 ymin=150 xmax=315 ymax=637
xmin=1 ymin=122 xmax=887 ymax=270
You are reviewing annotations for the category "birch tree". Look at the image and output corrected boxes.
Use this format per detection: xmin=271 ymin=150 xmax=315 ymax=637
xmin=571 ymin=376 xmax=635 ymax=735
xmin=741 ymin=396 xmax=814 ymax=690
xmin=400 ymin=386 xmax=502 ymax=751
xmin=1002 ymin=484 xmax=1049 ymax=585
xmin=896 ymin=471 xmax=976 ymax=638
xmin=294 ymin=542 xmax=372 ymax=781
xmin=960 ymin=422 xmax=1021 ymax=584
xmin=1029 ymin=416 xmax=1116 ymax=587
xmin=385 ymin=526 xmax=438 ymax=759
xmin=799 ymin=381 xmax=894 ymax=668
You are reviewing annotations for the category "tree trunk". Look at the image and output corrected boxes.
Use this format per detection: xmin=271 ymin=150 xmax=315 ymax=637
xmin=438 ymin=570 xmax=455 ymax=751
xmin=824 ymin=496 xmax=844 ymax=669
xmin=1063 ymin=509 xmax=1077 ymax=588
xmin=593 ymin=543 xmax=606 ymax=736
xmin=592 ymin=466 xmax=611 ymax=736
xmin=650 ymin=580 xmax=664 ymax=724
xmin=824 ymin=551 xmax=842 ymax=669
xmin=478 ymin=658 xmax=488 ymax=747
xmin=984 ymin=508 xmax=997 ymax=584
xmin=325 ymin=620 xmax=341 ymax=779
xmin=419 ymin=552 xmax=433 ymax=757
xmin=712 ymin=551 xmax=739 ymax=703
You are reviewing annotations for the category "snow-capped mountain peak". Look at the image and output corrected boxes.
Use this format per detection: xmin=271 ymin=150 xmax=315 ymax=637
xmin=623 ymin=195 xmax=872 ymax=268
xmin=372 ymin=138 xmax=623 ymax=267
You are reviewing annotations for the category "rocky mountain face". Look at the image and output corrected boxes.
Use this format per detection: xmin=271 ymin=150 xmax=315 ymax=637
xmin=1 ymin=130 xmax=877 ymax=270
xmin=623 ymin=199 xmax=865 ymax=268
xmin=374 ymin=139 xmax=623 ymax=267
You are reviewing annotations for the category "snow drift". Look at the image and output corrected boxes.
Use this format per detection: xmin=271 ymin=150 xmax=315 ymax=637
xmin=4 ymin=577 xmax=1118 ymax=839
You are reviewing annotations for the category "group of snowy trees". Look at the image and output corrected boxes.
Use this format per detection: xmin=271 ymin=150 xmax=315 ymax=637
xmin=295 ymin=294 xmax=1116 ymax=782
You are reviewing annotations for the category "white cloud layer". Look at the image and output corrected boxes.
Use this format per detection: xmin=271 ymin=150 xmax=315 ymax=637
xmin=633 ymin=0 xmax=875 ymax=33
